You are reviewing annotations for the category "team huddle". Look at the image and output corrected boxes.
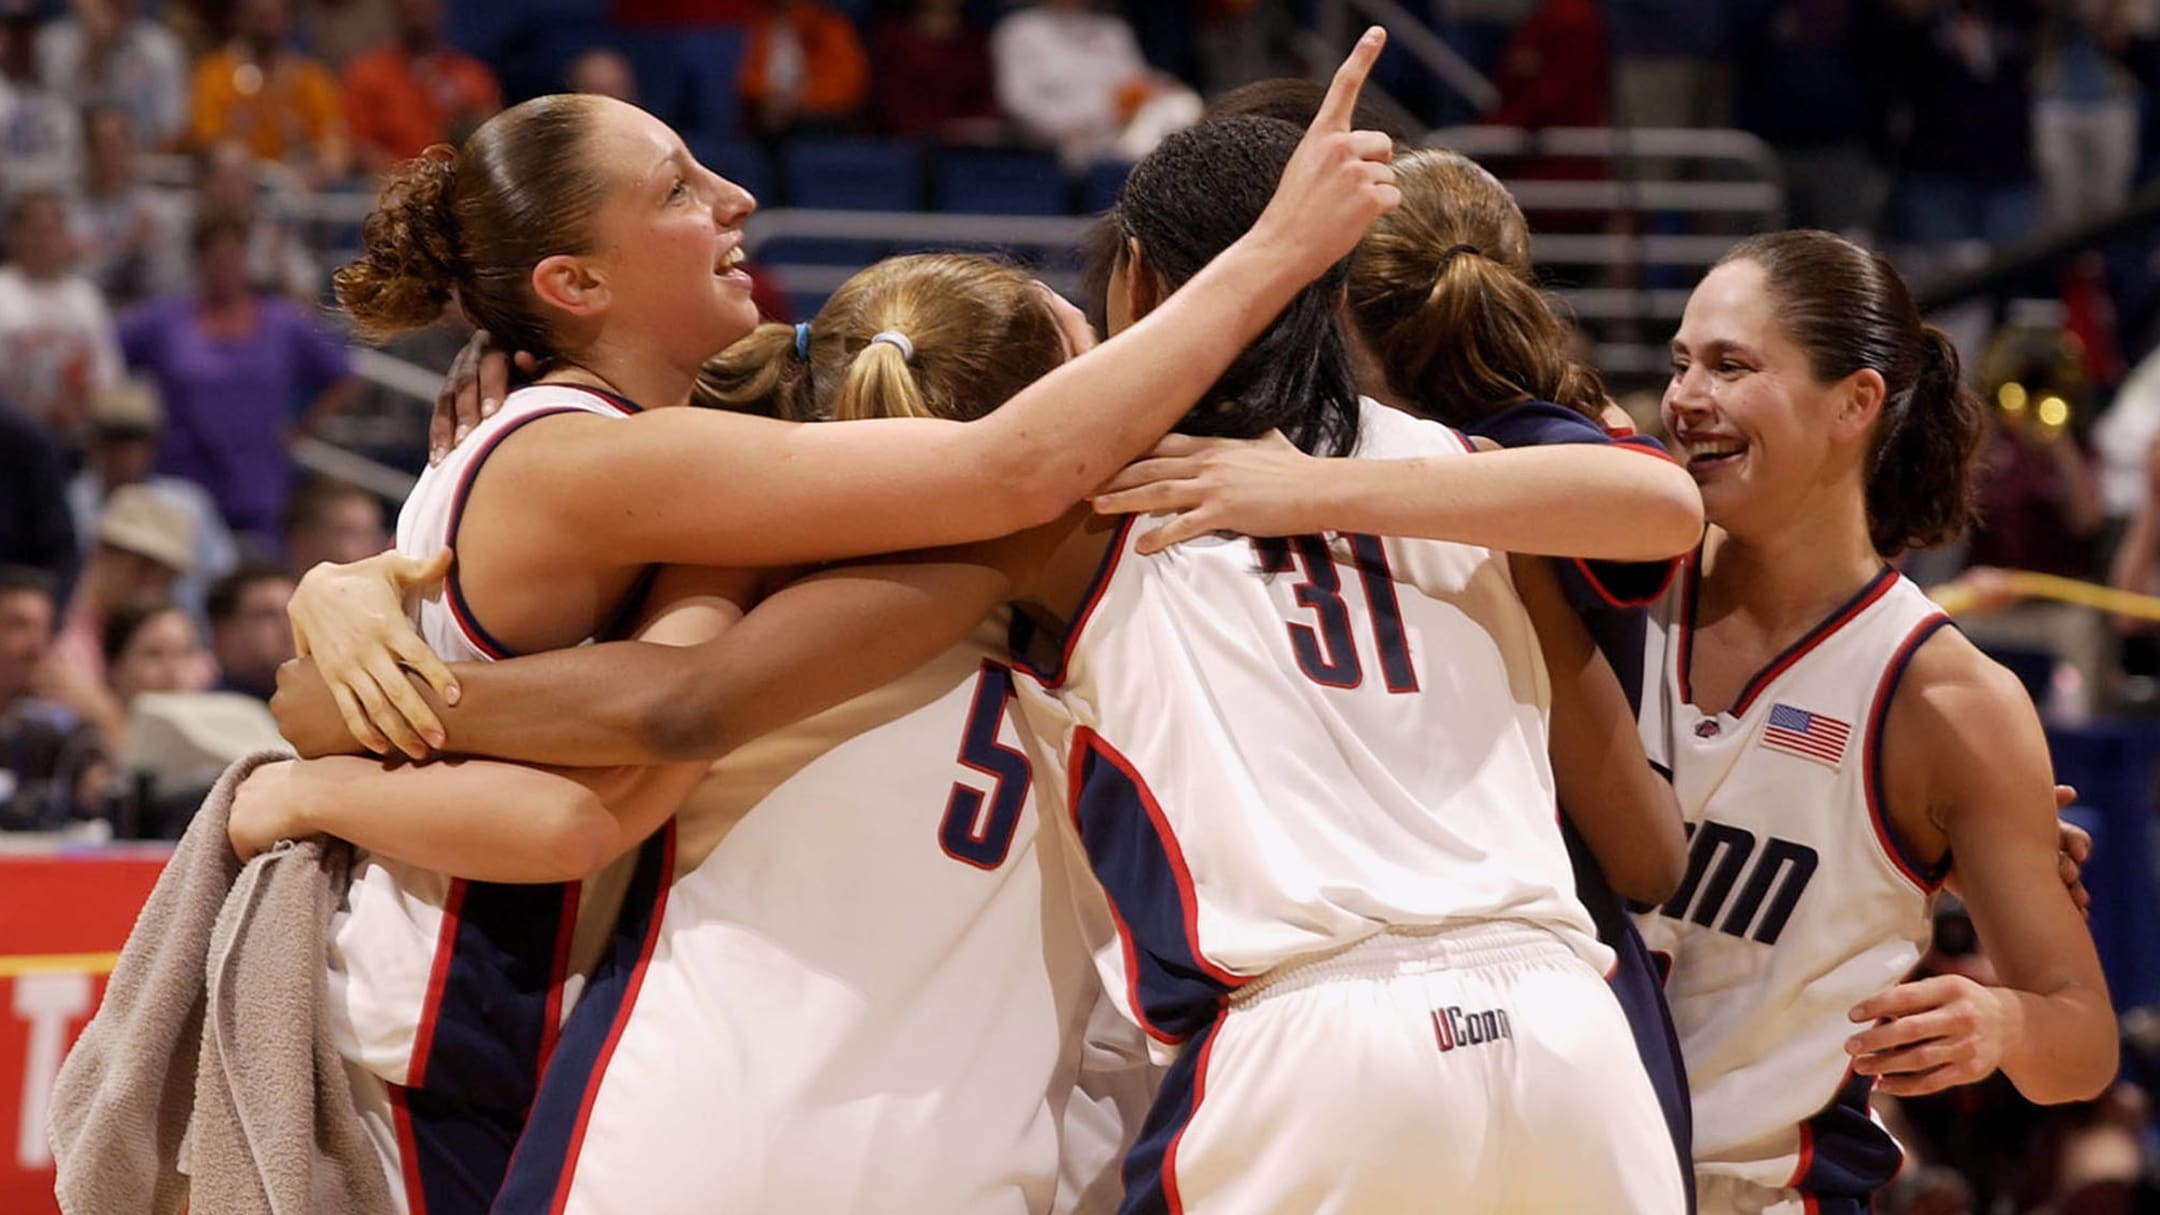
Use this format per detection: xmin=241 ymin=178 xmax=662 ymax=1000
xmin=79 ymin=25 xmax=2118 ymax=1215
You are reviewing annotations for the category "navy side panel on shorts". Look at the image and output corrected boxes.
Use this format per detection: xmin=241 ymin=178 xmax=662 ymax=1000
xmin=1116 ymin=1012 xmax=1226 ymax=1215
xmin=493 ymin=823 xmax=677 ymax=1213
xmin=402 ymin=878 xmax=581 ymax=1210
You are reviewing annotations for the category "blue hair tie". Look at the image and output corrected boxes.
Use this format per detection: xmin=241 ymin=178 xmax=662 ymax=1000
xmin=794 ymin=321 xmax=811 ymax=360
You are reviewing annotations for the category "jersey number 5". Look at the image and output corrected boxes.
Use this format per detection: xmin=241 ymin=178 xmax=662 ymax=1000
xmin=1254 ymin=535 xmax=1419 ymax=693
xmin=939 ymin=662 xmax=1034 ymax=870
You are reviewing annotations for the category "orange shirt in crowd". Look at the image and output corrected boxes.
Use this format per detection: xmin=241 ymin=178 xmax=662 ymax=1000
xmin=740 ymin=3 xmax=868 ymax=118
xmin=342 ymin=45 xmax=501 ymax=163
xmin=188 ymin=46 xmax=343 ymax=163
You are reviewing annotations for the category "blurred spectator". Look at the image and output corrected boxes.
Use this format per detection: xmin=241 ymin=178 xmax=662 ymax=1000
xmin=102 ymin=599 xmax=211 ymax=706
xmin=36 ymin=0 xmax=188 ymax=150
xmin=46 ymin=481 xmax=195 ymax=751
xmin=740 ymin=0 xmax=869 ymax=137
xmin=566 ymin=45 xmax=639 ymax=103
xmin=0 ymin=397 xmax=77 ymax=582
xmin=1486 ymin=0 xmax=1609 ymax=129
xmin=187 ymin=0 xmax=350 ymax=183
xmin=993 ymin=0 xmax=1201 ymax=168
xmin=120 ymin=210 xmax=357 ymax=548
xmin=65 ymin=378 xmax=239 ymax=617
xmin=1195 ymin=0 xmax=1282 ymax=94
xmin=1959 ymin=326 xmax=2111 ymax=713
xmin=1604 ymin=0 xmax=1736 ymax=132
xmin=204 ymin=561 xmax=292 ymax=699
xmin=281 ymin=475 xmax=384 ymax=572
xmin=0 ymin=3 xmax=85 ymax=195
xmin=76 ymin=103 xmax=190 ymax=308
xmin=340 ymin=0 xmax=499 ymax=172
xmin=0 ymin=565 xmax=106 ymax=831
xmin=1884 ymin=0 xmax=2043 ymax=250
xmin=295 ymin=0 xmax=395 ymax=70
xmin=2033 ymin=0 xmax=2149 ymax=232
xmin=195 ymin=138 xmax=321 ymax=299
xmin=0 ymin=188 xmax=124 ymax=442
xmin=1735 ymin=0 xmax=1891 ymax=237
xmin=869 ymin=0 xmax=998 ymax=140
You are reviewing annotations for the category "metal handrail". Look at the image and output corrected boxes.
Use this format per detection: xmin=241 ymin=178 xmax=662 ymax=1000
xmin=1313 ymin=0 xmax=1498 ymax=113
xmin=1431 ymin=125 xmax=1786 ymax=177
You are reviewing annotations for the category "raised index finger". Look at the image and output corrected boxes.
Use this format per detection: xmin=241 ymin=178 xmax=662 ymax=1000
xmin=1313 ymin=26 xmax=1386 ymax=134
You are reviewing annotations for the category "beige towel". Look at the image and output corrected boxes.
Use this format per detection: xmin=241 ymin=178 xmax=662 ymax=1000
xmin=48 ymin=750 xmax=395 ymax=1215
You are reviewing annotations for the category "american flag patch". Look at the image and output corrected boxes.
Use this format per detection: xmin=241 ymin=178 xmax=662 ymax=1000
xmin=1762 ymin=703 xmax=1850 ymax=768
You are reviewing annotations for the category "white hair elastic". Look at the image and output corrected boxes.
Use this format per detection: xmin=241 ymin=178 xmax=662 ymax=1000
xmin=869 ymin=330 xmax=916 ymax=362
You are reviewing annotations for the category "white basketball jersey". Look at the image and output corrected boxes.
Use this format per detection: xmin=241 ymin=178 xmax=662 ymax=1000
xmin=1010 ymin=403 xmax=1609 ymax=1057
xmin=534 ymin=614 xmax=1136 ymax=1215
xmin=1633 ymin=558 xmax=1951 ymax=1196
xmin=330 ymin=381 xmax=644 ymax=1093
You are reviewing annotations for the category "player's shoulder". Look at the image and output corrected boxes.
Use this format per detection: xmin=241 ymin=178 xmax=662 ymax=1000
xmin=1352 ymin=398 xmax=1471 ymax=459
xmin=1887 ymin=623 xmax=2047 ymax=786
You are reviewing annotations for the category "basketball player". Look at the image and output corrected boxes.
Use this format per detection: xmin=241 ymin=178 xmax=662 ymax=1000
xmin=1092 ymin=140 xmax=1702 ymax=1204
xmin=1640 ymin=232 xmax=2116 ymax=1214
xmin=244 ymin=43 xmax=1404 ymax=1212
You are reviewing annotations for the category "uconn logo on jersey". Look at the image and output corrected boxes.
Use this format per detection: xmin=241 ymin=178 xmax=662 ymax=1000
xmin=1655 ymin=820 xmax=1820 ymax=945
xmin=1431 ymin=1005 xmax=1514 ymax=1053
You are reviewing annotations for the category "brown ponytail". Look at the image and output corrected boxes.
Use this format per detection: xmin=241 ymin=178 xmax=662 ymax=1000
xmin=692 ymin=254 xmax=1065 ymax=424
xmin=1348 ymin=148 xmax=1605 ymax=427
xmin=335 ymin=149 xmax=461 ymax=342
xmin=333 ymin=94 xmax=610 ymax=357
xmin=1866 ymin=325 xmax=1986 ymax=556
xmin=1719 ymin=231 xmax=1986 ymax=556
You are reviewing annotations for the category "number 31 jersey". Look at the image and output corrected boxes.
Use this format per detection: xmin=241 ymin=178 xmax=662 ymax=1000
xmin=1010 ymin=402 xmax=1609 ymax=1053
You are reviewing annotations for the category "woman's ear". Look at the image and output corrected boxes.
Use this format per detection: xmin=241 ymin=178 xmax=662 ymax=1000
xmin=1833 ymin=367 xmax=1888 ymax=445
xmin=532 ymin=253 xmax=611 ymax=320
xmin=1125 ymin=238 xmax=1166 ymax=321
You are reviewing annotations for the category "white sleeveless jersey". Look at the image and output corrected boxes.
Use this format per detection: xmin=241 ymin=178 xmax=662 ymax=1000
xmin=511 ymin=613 xmax=1141 ymax=1215
xmin=1633 ymin=559 xmax=1951 ymax=1196
xmin=1010 ymin=403 xmax=1608 ymax=1056
xmin=329 ymin=382 xmax=645 ymax=1100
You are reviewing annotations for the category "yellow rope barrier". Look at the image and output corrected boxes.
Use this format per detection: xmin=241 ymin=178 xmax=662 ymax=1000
xmin=1932 ymin=570 xmax=2160 ymax=623
xmin=0 ymin=953 xmax=121 ymax=979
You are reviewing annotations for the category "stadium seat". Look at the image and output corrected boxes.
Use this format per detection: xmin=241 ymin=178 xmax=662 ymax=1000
xmin=934 ymin=147 xmax=1070 ymax=216
xmin=782 ymin=138 xmax=924 ymax=211
xmin=688 ymin=136 xmax=774 ymax=205
xmin=1079 ymin=159 xmax=1134 ymax=215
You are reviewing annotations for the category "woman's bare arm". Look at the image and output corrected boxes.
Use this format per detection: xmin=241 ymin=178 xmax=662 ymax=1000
xmin=1847 ymin=630 xmax=2117 ymax=1104
xmin=492 ymin=34 xmax=1399 ymax=570
xmin=243 ymin=568 xmax=742 ymax=877
xmin=1091 ymin=432 xmax=1704 ymax=559
xmin=275 ymin=517 xmax=1078 ymax=765
xmin=1512 ymin=554 xmax=1687 ymax=904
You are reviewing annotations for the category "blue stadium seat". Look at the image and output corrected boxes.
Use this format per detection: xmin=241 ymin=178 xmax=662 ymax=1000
xmin=934 ymin=148 xmax=1071 ymax=215
xmin=675 ymin=26 xmax=750 ymax=139
xmin=1079 ymin=159 xmax=1134 ymax=215
xmin=768 ymin=139 xmax=922 ymax=267
xmin=782 ymin=138 xmax=923 ymax=210
xmin=687 ymin=136 xmax=774 ymax=205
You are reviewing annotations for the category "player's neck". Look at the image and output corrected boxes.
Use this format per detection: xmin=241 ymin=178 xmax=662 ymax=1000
xmin=1702 ymin=514 xmax=1883 ymax=641
xmin=541 ymin=344 xmax=695 ymax=412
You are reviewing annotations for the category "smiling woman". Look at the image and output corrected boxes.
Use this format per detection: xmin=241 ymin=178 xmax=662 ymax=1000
xmin=1648 ymin=230 xmax=2116 ymax=1215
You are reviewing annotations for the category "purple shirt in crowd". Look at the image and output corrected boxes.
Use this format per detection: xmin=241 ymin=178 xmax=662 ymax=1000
xmin=118 ymin=293 xmax=351 ymax=544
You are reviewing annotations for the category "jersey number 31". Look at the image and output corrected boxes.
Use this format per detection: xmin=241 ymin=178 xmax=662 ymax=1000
xmin=1254 ymin=535 xmax=1419 ymax=693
